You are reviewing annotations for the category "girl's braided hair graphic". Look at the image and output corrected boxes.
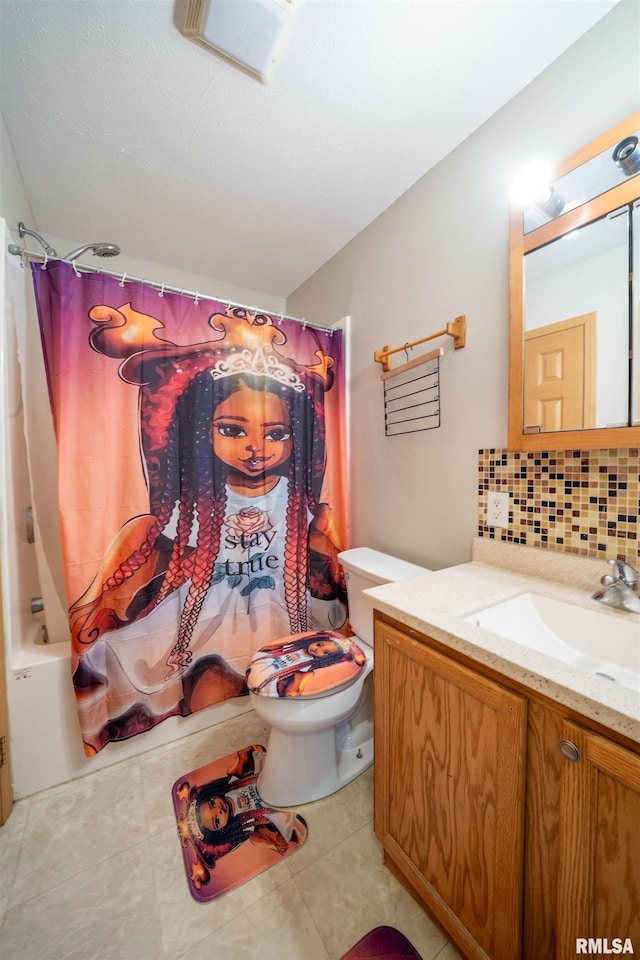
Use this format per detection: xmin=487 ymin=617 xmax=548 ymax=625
xmin=74 ymin=303 xmax=339 ymax=677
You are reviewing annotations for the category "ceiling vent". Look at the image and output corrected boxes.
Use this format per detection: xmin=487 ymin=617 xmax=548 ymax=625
xmin=180 ymin=0 xmax=298 ymax=83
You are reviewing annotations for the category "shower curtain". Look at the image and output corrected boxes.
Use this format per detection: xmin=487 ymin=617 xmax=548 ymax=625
xmin=32 ymin=262 xmax=348 ymax=755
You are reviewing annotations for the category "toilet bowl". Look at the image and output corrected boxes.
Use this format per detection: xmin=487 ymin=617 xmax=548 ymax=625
xmin=248 ymin=547 xmax=430 ymax=807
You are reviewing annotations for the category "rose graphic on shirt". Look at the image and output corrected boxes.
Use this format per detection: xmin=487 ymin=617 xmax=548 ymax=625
xmin=225 ymin=507 xmax=272 ymax=540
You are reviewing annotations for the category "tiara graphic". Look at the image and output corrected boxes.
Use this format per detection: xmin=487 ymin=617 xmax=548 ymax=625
xmin=186 ymin=798 xmax=204 ymax=841
xmin=210 ymin=343 xmax=305 ymax=392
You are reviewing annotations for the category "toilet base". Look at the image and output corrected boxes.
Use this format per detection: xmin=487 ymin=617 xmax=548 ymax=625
xmin=257 ymin=717 xmax=373 ymax=807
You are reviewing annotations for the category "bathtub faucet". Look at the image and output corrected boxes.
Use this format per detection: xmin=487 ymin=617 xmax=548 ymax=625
xmin=592 ymin=560 xmax=640 ymax=614
xmin=30 ymin=596 xmax=44 ymax=614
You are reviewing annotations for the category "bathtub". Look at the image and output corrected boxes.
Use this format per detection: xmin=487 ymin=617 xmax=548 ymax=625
xmin=1 ymin=223 xmax=250 ymax=799
xmin=7 ymin=620 xmax=249 ymax=799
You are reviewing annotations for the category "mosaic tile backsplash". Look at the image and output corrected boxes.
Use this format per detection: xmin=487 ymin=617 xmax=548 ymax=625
xmin=478 ymin=448 xmax=640 ymax=562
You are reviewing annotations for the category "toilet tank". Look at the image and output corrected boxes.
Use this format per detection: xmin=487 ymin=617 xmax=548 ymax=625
xmin=338 ymin=547 xmax=430 ymax=646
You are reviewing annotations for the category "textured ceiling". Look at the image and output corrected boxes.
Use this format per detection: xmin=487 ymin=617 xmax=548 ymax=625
xmin=0 ymin=0 xmax=618 ymax=298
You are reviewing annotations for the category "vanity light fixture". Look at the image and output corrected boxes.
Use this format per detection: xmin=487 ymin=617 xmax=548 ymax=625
xmin=612 ymin=135 xmax=640 ymax=176
xmin=511 ymin=158 xmax=552 ymax=207
xmin=511 ymin=158 xmax=566 ymax=219
xmin=533 ymin=185 xmax=565 ymax=219
xmin=179 ymin=0 xmax=298 ymax=83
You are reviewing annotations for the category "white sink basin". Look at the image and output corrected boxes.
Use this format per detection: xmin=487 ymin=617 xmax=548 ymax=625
xmin=468 ymin=593 xmax=640 ymax=693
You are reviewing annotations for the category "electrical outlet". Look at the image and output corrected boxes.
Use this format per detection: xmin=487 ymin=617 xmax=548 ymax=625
xmin=487 ymin=490 xmax=510 ymax=528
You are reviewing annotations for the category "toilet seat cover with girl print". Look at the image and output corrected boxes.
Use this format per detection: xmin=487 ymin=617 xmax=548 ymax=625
xmin=246 ymin=630 xmax=367 ymax=699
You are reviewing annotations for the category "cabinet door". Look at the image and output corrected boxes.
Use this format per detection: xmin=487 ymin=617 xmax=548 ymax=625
xmin=523 ymin=699 xmax=564 ymax=960
xmin=374 ymin=620 xmax=527 ymax=960
xmin=556 ymin=721 xmax=640 ymax=956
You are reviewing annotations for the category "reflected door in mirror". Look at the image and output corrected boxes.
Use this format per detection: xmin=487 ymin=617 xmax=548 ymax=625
xmin=524 ymin=314 xmax=595 ymax=431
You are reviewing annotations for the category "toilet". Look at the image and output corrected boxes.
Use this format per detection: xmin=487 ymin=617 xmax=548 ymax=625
xmin=247 ymin=547 xmax=430 ymax=807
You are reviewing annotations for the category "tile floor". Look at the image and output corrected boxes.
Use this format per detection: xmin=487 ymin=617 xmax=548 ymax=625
xmin=0 ymin=709 xmax=464 ymax=960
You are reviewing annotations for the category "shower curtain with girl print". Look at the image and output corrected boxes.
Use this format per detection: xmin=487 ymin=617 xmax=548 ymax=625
xmin=32 ymin=262 xmax=349 ymax=756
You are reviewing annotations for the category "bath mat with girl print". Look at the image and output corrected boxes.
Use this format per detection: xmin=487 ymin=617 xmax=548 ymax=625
xmin=172 ymin=743 xmax=308 ymax=903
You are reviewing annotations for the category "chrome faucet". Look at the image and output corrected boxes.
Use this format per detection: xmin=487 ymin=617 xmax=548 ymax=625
xmin=592 ymin=559 xmax=640 ymax=614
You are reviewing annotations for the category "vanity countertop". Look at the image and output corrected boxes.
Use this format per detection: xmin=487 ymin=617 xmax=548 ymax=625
xmin=364 ymin=538 xmax=640 ymax=744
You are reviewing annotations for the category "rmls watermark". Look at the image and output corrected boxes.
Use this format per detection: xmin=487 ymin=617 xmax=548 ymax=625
xmin=575 ymin=939 xmax=635 ymax=955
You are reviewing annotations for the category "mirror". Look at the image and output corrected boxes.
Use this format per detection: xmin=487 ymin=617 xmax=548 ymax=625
xmin=524 ymin=210 xmax=630 ymax=432
xmin=509 ymin=112 xmax=640 ymax=451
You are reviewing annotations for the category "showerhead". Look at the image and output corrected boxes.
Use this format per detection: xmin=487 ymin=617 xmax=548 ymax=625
xmin=11 ymin=224 xmax=121 ymax=261
xmin=64 ymin=242 xmax=121 ymax=260
xmin=18 ymin=221 xmax=57 ymax=257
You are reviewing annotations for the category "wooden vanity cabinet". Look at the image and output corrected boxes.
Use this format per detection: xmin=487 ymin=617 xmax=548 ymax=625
xmin=525 ymin=704 xmax=640 ymax=959
xmin=373 ymin=616 xmax=527 ymax=960
xmin=374 ymin=612 xmax=640 ymax=960
xmin=556 ymin=721 xmax=640 ymax=953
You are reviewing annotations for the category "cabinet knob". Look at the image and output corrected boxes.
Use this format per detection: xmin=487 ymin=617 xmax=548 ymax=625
xmin=558 ymin=739 xmax=580 ymax=762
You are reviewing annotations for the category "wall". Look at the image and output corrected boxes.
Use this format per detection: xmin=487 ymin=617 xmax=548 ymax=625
xmin=0 ymin=111 xmax=34 ymax=234
xmin=286 ymin=1 xmax=640 ymax=571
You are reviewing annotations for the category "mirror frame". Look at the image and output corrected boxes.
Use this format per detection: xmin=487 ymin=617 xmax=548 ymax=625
xmin=508 ymin=111 xmax=640 ymax=451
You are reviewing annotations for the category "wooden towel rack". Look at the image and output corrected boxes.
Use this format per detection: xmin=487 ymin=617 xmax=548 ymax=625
xmin=374 ymin=315 xmax=466 ymax=373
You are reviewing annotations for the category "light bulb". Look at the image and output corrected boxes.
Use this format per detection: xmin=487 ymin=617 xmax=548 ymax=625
xmin=511 ymin=159 xmax=552 ymax=207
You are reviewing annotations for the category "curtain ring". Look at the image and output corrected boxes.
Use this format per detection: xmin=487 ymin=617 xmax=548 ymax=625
xmin=119 ymin=271 xmax=127 ymax=288
xmin=72 ymin=261 xmax=81 ymax=278
xmin=158 ymin=282 xmax=165 ymax=297
xmin=404 ymin=342 xmax=411 ymax=363
xmin=40 ymin=251 xmax=48 ymax=270
xmin=194 ymin=290 xmax=199 ymax=305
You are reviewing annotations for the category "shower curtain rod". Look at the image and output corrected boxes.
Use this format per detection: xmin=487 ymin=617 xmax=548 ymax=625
xmin=10 ymin=248 xmax=335 ymax=333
